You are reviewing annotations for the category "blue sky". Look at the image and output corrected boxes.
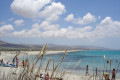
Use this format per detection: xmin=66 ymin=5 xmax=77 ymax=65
xmin=0 ymin=0 xmax=120 ymax=49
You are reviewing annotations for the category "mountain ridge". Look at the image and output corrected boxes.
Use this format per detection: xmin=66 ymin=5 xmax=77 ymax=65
xmin=0 ymin=40 xmax=109 ymax=50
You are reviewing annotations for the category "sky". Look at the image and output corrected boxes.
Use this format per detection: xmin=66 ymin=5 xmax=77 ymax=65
xmin=0 ymin=0 xmax=120 ymax=49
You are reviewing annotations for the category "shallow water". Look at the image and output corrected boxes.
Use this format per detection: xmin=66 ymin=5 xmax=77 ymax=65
xmin=38 ymin=50 xmax=120 ymax=75
xmin=18 ymin=50 xmax=120 ymax=77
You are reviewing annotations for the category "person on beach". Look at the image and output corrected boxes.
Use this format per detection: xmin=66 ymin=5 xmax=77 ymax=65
xmin=7 ymin=61 xmax=9 ymax=64
xmin=6 ymin=61 xmax=11 ymax=67
xmin=44 ymin=73 xmax=49 ymax=80
xmin=96 ymin=68 xmax=97 ymax=76
xmin=22 ymin=60 xmax=24 ymax=67
xmin=12 ymin=57 xmax=15 ymax=64
xmin=46 ymin=73 xmax=49 ymax=80
xmin=40 ymin=74 xmax=43 ymax=78
xmin=86 ymin=65 xmax=89 ymax=76
xmin=25 ymin=59 xmax=29 ymax=67
xmin=1 ymin=59 xmax=3 ymax=63
xmin=111 ymin=69 xmax=115 ymax=80
xmin=0 ymin=59 xmax=2 ymax=63
xmin=25 ymin=59 xmax=29 ymax=72
xmin=41 ymin=74 xmax=44 ymax=79
xmin=16 ymin=57 xmax=19 ymax=67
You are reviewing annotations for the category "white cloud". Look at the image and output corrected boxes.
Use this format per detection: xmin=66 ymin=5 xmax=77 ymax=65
xmin=13 ymin=30 xmax=27 ymax=37
xmin=75 ymin=26 xmax=92 ymax=32
xmin=32 ymin=21 xmax=59 ymax=30
xmin=64 ymin=14 xmax=74 ymax=22
xmin=11 ymin=25 xmax=91 ymax=39
xmin=65 ymin=13 xmax=96 ymax=25
xmin=11 ymin=0 xmax=51 ymax=18
xmin=12 ymin=21 xmax=59 ymax=37
xmin=1 ymin=16 xmax=120 ymax=41
xmin=11 ymin=17 xmax=120 ymax=40
xmin=26 ymin=29 xmax=41 ymax=37
xmin=40 ymin=21 xmax=59 ymax=30
xmin=11 ymin=0 xmax=66 ymax=22
xmin=32 ymin=23 xmax=40 ymax=29
xmin=13 ymin=29 xmax=41 ymax=37
xmin=90 ymin=17 xmax=120 ymax=39
xmin=40 ymin=26 xmax=91 ymax=39
xmin=40 ymin=2 xmax=66 ymax=21
xmin=80 ymin=13 xmax=96 ymax=24
xmin=0 ymin=24 xmax=14 ymax=36
xmin=14 ymin=19 xmax=24 ymax=27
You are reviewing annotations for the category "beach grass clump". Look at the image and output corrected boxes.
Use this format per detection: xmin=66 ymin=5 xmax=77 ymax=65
xmin=0 ymin=44 xmax=69 ymax=80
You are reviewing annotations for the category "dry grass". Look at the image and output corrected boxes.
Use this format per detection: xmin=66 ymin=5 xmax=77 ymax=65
xmin=0 ymin=44 xmax=69 ymax=80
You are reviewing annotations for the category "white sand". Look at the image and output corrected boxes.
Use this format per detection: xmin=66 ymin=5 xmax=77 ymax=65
xmin=1 ymin=66 xmax=119 ymax=80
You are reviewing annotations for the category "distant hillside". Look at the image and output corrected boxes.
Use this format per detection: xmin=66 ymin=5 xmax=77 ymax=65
xmin=0 ymin=40 xmax=7 ymax=44
xmin=47 ymin=44 xmax=109 ymax=50
xmin=0 ymin=40 xmax=43 ymax=50
xmin=0 ymin=40 xmax=29 ymax=48
xmin=0 ymin=40 xmax=109 ymax=50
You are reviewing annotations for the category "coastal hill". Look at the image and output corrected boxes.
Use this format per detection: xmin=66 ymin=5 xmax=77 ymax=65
xmin=0 ymin=40 xmax=29 ymax=48
xmin=0 ymin=40 xmax=109 ymax=50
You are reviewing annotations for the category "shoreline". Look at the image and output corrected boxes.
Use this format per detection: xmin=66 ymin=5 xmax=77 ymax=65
xmin=0 ymin=49 xmax=84 ymax=55
xmin=0 ymin=50 xmax=84 ymax=66
xmin=0 ymin=50 xmax=120 ymax=80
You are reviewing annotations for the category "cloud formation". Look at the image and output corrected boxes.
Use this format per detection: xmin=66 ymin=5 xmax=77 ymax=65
xmin=14 ymin=19 xmax=24 ymax=27
xmin=8 ymin=1 xmax=120 ymax=40
xmin=10 ymin=17 xmax=120 ymax=40
xmin=65 ymin=13 xmax=96 ymax=25
xmin=0 ymin=24 xmax=14 ymax=36
xmin=40 ymin=2 xmax=66 ymax=21
xmin=11 ymin=0 xmax=66 ymax=22
xmin=40 ymin=21 xmax=59 ymax=30
xmin=11 ymin=0 xmax=51 ymax=18
xmin=91 ymin=17 xmax=120 ymax=39
xmin=64 ymin=14 xmax=74 ymax=22
xmin=32 ymin=21 xmax=59 ymax=30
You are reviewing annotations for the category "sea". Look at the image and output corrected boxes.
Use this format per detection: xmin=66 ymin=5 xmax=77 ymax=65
xmin=20 ymin=50 xmax=120 ymax=77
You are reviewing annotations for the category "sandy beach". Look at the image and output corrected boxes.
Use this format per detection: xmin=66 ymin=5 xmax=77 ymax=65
xmin=0 ymin=50 xmax=82 ymax=62
xmin=0 ymin=67 xmax=119 ymax=80
xmin=0 ymin=51 xmax=120 ymax=80
xmin=0 ymin=66 xmax=89 ymax=80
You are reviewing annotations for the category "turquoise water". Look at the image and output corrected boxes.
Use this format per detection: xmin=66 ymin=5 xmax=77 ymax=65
xmin=41 ymin=50 xmax=120 ymax=74
xmin=19 ymin=50 xmax=120 ymax=75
